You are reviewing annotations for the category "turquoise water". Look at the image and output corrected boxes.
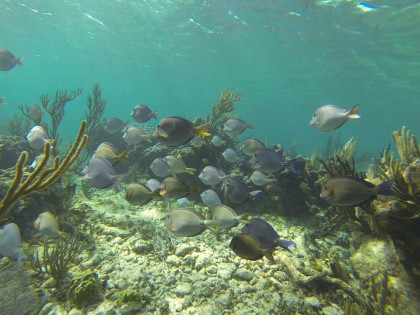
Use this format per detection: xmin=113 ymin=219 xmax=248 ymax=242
xmin=1 ymin=0 xmax=419 ymax=155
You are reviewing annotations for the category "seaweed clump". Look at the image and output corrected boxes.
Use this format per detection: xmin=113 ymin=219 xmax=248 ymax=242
xmin=30 ymin=233 xmax=85 ymax=293
xmin=67 ymin=270 xmax=103 ymax=307
xmin=205 ymin=89 xmax=242 ymax=132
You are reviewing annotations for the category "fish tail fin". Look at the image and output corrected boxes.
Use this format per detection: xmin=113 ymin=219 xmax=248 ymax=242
xmin=151 ymin=188 xmax=163 ymax=200
xmin=185 ymin=167 xmax=197 ymax=175
xmin=194 ymin=124 xmax=211 ymax=137
xmin=246 ymin=123 xmax=254 ymax=129
xmin=15 ymin=56 xmax=23 ymax=65
xmin=374 ymin=179 xmax=394 ymax=196
xmin=151 ymin=111 xmax=158 ymax=119
xmin=275 ymin=239 xmax=297 ymax=251
xmin=286 ymin=158 xmax=298 ymax=174
xmin=347 ymin=104 xmax=361 ymax=119
xmin=118 ymin=149 xmax=129 ymax=163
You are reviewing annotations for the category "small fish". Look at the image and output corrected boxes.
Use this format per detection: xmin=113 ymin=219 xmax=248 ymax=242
xmin=145 ymin=179 xmax=161 ymax=192
xmin=28 ymin=104 xmax=43 ymax=122
xmin=320 ymin=176 xmax=394 ymax=207
xmin=224 ymin=178 xmax=261 ymax=204
xmin=309 ymin=104 xmax=360 ymax=132
xmin=222 ymin=148 xmax=242 ymax=163
xmin=229 ymin=233 xmax=275 ymax=263
xmin=249 ymin=171 xmax=276 ymax=186
xmin=190 ymin=136 xmax=205 ymax=148
xmin=164 ymin=208 xmax=207 ymax=237
xmin=123 ymin=125 xmax=151 ymax=145
xmin=241 ymin=217 xmax=296 ymax=250
xmin=223 ymin=118 xmax=253 ymax=136
xmin=242 ymin=138 xmax=265 ymax=156
xmin=131 ymin=104 xmax=157 ymax=123
xmin=104 ymin=118 xmax=128 ymax=134
xmin=149 ymin=158 xmax=172 ymax=178
xmin=198 ymin=166 xmax=227 ymax=186
xmin=207 ymin=204 xmax=249 ymax=229
xmin=94 ymin=142 xmax=128 ymax=165
xmin=34 ymin=211 xmax=62 ymax=238
xmin=29 ymin=153 xmax=55 ymax=172
xmin=160 ymin=176 xmax=200 ymax=199
xmin=0 ymin=223 xmax=26 ymax=261
xmin=82 ymin=156 xmax=124 ymax=192
xmin=249 ymin=148 xmax=296 ymax=174
xmin=26 ymin=126 xmax=51 ymax=150
xmin=200 ymin=189 xmax=222 ymax=207
xmin=176 ymin=197 xmax=194 ymax=206
xmin=125 ymin=182 xmax=161 ymax=205
xmin=164 ymin=155 xmax=196 ymax=175
xmin=0 ymin=97 xmax=6 ymax=105
xmin=0 ymin=48 xmax=23 ymax=71
xmin=211 ymin=135 xmax=226 ymax=147
xmin=154 ymin=116 xmax=210 ymax=147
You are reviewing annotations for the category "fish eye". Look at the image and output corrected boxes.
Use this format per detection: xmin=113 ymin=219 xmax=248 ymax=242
xmin=313 ymin=114 xmax=316 ymax=117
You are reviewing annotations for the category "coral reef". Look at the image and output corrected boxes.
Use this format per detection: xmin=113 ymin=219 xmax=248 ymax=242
xmin=0 ymin=120 xmax=87 ymax=223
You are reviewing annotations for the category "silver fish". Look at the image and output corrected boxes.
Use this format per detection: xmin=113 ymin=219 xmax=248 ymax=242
xmin=249 ymin=171 xmax=276 ymax=186
xmin=123 ymin=125 xmax=149 ymax=145
xmin=34 ymin=211 xmax=62 ymax=238
xmin=207 ymin=204 xmax=249 ymax=229
xmin=200 ymin=189 xmax=222 ymax=207
xmin=149 ymin=158 xmax=172 ymax=178
xmin=199 ymin=166 xmax=227 ymax=186
xmin=82 ymin=156 xmax=123 ymax=192
xmin=26 ymin=126 xmax=50 ymax=150
xmin=0 ymin=223 xmax=26 ymax=261
xmin=211 ymin=135 xmax=226 ymax=146
xmin=223 ymin=118 xmax=252 ymax=136
xmin=28 ymin=104 xmax=43 ymax=122
xmin=309 ymin=104 xmax=360 ymax=132
xmin=222 ymin=148 xmax=241 ymax=163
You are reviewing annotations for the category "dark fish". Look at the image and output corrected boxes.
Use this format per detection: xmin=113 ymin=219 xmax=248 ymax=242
xmin=164 ymin=208 xmax=207 ymax=237
xmin=229 ymin=233 xmax=275 ymax=263
xmin=125 ymin=183 xmax=161 ymax=205
xmin=154 ymin=116 xmax=210 ymax=147
xmin=82 ymin=156 xmax=123 ymax=192
xmin=104 ymin=118 xmax=128 ymax=134
xmin=249 ymin=148 xmax=296 ymax=174
xmin=28 ymin=104 xmax=43 ymax=122
xmin=0 ymin=48 xmax=22 ymax=71
xmin=149 ymin=158 xmax=172 ymax=178
xmin=224 ymin=178 xmax=261 ymax=204
xmin=320 ymin=176 xmax=394 ymax=207
xmin=241 ymin=217 xmax=296 ymax=250
xmin=131 ymin=104 xmax=157 ymax=123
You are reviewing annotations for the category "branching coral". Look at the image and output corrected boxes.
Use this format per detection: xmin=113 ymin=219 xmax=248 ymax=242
xmin=6 ymin=114 xmax=32 ymax=137
xmin=84 ymin=83 xmax=106 ymax=151
xmin=39 ymin=88 xmax=83 ymax=150
xmin=0 ymin=120 xmax=87 ymax=223
xmin=205 ymin=89 xmax=242 ymax=131
xmin=317 ymin=155 xmax=363 ymax=178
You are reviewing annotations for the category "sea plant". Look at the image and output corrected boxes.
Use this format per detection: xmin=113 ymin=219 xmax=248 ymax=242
xmin=205 ymin=88 xmax=242 ymax=132
xmin=6 ymin=114 xmax=32 ymax=137
xmin=30 ymin=233 xmax=85 ymax=291
xmin=0 ymin=120 xmax=87 ymax=223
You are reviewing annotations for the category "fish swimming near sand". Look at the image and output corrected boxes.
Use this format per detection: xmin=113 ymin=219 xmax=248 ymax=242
xmin=229 ymin=233 xmax=275 ymax=263
xmin=164 ymin=208 xmax=208 ymax=237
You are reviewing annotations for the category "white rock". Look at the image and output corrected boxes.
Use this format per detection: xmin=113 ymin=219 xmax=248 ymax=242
xmin=175 ymin=243 xmax=194 ymax=257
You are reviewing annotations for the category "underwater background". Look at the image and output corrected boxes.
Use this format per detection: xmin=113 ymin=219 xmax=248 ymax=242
xmin=1 ymin=0 xmax=419 ymax=155
xmin=1 ymin=1 xmax=420 ymax=315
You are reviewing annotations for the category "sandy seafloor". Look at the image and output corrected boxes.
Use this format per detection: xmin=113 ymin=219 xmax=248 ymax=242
xmin=31 ymin=185 xmax=419 ymax=315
